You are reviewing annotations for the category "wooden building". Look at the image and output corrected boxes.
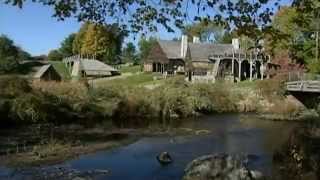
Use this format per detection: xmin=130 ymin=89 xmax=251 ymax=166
xmin=63 ymin=56 xmax=120 ymax=79
xmin=33 ymin=64 xmax=62 ymax=81
xmin=144 ymin=35 xmax=275 ymax=83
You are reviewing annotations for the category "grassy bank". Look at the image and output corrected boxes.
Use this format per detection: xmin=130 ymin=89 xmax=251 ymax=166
xmin=0 ymin=74 xmax=314 ymax=167
xmin=0 ymin=74 xmax=309 ymax=128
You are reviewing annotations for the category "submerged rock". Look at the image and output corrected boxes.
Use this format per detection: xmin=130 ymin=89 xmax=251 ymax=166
xmin=183 ymin=153 xmax=264 ymax=180
xmin=157 ymin=152 xmax=173 ymax=165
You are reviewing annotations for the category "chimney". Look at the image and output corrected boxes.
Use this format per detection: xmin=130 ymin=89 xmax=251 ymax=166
xmin=193 ymin=36 xmax=200 ymax=43
xmin=181 ymin=35 xmax=188 ymax=58
xmin=232 ymin=38 xmax=240 ymax=50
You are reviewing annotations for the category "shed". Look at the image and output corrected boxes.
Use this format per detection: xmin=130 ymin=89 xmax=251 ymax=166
xmin=33 ymin=64 xmax=62 ymax=81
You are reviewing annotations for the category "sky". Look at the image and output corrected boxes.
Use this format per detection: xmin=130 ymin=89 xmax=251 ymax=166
xmin=0 ymin=2 xmax=181 ymax=56
xmin=0 ymin=1 xmax=292 ymax=56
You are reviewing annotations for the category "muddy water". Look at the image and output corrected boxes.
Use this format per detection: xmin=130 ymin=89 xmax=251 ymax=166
xmin=0 ymin=114 xmax=299 ymax=180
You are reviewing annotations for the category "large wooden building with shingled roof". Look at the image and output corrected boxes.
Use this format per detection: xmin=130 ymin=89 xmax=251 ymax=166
xmin=144 ymin=35 xmax=279 ymax=82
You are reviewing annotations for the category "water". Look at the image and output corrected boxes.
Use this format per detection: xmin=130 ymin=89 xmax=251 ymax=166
xmin=0 ymin=114 xmax=298 ymax=179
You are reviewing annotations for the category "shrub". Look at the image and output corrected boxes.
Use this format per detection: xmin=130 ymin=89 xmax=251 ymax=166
xmin=191 ymin=82 xmax=236 ymax=113
xmin=9 ymin=94 xmax=48 ymax=123
xmin=0 ymin=76 xmax=31 ymax=97
xmin=32 ymin=81 xmax=88 ymax=103
xmin=256 ymin=79 xmax=285 ymax=100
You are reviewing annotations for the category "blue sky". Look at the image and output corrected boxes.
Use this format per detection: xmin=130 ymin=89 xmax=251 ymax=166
xmin=0 ymin=2 xmax=181 ymax=56
xmin=0 ymin=1 xmax=291 ymax=56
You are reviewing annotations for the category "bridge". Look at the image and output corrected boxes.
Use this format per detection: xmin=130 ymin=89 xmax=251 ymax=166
xmin=286 ymin=73 xmax=320 ymax=109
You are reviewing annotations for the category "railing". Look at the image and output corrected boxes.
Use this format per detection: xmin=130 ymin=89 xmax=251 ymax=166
xmin=286 ymin=81 xmax=320 ymax=92
xmin=286 ymin=72 xmax=320 ymax=92
xmin=288 ymin=71 xmax=320 ymax=81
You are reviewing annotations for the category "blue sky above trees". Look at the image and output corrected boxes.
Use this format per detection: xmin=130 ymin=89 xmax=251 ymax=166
xmin=0 ymin=0 xmax=292 ymax=56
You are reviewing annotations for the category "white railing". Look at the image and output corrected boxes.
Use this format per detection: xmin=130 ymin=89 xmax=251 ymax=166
xmin=286 ymin=80 xmax=320 ymax=92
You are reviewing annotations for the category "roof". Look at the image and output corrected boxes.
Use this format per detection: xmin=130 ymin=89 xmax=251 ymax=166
xmin=158 ymin=40 xmax=182 ymax=59
xmin=80 ymin=59 xmax=119 ymax=76
xmin=189 ymin=43 xmax=234 ymax=62
xmin=33 ymin=64 xmax=51 ymax=78
xmin=157 ymin=40 xmax=234 ymax=62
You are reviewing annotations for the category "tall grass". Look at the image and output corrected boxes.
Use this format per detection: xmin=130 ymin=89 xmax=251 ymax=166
xmin=1 ymin=75 xmax=301 ymax=128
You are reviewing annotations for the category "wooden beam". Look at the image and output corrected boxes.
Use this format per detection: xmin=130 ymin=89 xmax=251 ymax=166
xmin=250 ymin=52 xmax=253 ymax=81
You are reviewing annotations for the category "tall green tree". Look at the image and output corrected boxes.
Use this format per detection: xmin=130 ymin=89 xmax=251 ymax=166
xmin=122 ymin=42 xmax=137 ymax=64
xmin=60 ymin=33 xmax=76 ymax=58
xmin=0 ymin=35 xmax=19 ymax=73
xmin=138 ymin=37 xmax=157 ymax=61
xmin=183 ymin=21 xmax=226 ymax=43
xmin=48 ymin=50 xmax=63 ymax=61
xmin=266 ymin=5 xmax=319 ymax=72
xmin=73 ymin=22 xmax=90 ymax=54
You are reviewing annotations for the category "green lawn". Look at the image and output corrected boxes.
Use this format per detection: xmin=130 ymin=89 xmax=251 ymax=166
xmin=107 ymin=73 xmax=154 ymax=86
xmin=119 ymin=65 xmax=142 ymax=74
xmin=49 ymin=61 xmax=71 ymax=80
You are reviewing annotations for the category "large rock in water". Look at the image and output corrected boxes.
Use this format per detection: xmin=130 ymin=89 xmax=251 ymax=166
xmin=183 ymin=154 xmax=264 ymax=180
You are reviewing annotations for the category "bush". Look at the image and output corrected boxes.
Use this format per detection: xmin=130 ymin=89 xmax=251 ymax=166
xmin=256 ymin=79 xmax=285 ymax=99
xmin=191 ymin=82 xmax=236 ymax=113
xmin=0 ymin=76 xmax=31 ymax=97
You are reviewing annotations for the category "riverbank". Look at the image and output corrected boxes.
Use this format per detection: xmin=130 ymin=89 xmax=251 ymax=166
xmin=0 ymin=74 xmax=314 ymax=127
xmin=0 ymin=74 xmax=317 ymax=169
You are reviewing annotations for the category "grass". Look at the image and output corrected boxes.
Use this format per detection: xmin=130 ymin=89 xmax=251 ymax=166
xmin=102 ymin=73 xmax=155 ymax=87
xmin=48 ymin=61 xmax=71 ymax=80
xmin=119 ymin=65 xmax=142 ymax=74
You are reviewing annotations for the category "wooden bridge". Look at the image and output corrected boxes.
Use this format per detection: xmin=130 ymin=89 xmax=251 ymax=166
xmin=286 ymin=81 xmax=320 ymax=93
xmin=286 ymin=73 xmax=320 ymax=108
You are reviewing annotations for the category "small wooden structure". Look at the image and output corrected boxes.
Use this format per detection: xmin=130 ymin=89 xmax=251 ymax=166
xmin=144 ymin=35 xmax=274 ymax=83
xmin=33 ymin=64 xmax=61 ymax=81
xmin=63 ymin=56 xmax=120 ymax=79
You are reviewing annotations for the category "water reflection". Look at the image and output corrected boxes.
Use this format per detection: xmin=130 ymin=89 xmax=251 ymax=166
xmin=1 ymin=113 xmax=298 ymax=180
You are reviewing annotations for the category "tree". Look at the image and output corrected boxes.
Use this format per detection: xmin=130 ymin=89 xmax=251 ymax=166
xmin=122 ymin=42 xmax=137 ymax=64
xmin=4 ymin=0 xmax=280 ymax=36
xmin=48 ymin=50 xmax=63 ymax=61
xmin=265 ymin=4 xmax=319 ymax=72
xmin=73 ymin=22 xmax=90 ymax=54
xmin=60 ymin=33 xmax=76 ymax=58
xmin=17 ymin=47 xmax=32 ymax=60
xmin=78 ymin=22 xmax=126 ymax=64
xmin=138 ymin=37 xmax=157 ymax=61
xmin=0 ymin=35 xmax=19 ymax=73
xmin=183 ymin=21 xmax=226 ymax=43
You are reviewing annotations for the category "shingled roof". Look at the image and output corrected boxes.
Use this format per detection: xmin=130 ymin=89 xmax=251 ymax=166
xmin=158 ymin=40 xmax=182 ymax=59
xmin=80 ymin=59 xmax=119 ymax=76
xmin=157 ymin=40 xmax=234 ymax=62
xmin=189 ymin=43 xmax=234 ymax=62
xmin=34 ymin=64 xmax=52 ymax=78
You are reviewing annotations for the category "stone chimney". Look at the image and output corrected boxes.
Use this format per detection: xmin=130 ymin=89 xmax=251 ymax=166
xmin=181 ymin=35 xmax=188 ymax=58
xmin=193 ymin=36 xmax=200 ymax=43
xmin=232 ymin=38 xmax=240 ymax=50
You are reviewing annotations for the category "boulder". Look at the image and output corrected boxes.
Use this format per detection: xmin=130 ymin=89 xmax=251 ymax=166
xmin=183 ymin=154 xmax=264 ymax=180
xmin=157 ymin=152 xmax=173 ymax=165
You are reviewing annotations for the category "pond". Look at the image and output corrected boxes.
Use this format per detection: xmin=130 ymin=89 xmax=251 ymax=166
xmin=0 ymin=113 xmax=299 ymax=180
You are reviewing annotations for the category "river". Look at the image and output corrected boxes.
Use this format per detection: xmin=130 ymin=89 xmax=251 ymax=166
xmin=0 ymin=113 xmax=299 ymax=180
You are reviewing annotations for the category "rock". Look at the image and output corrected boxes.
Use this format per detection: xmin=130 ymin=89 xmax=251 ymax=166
xmin=183 ymin=153 xmax=264 ymax=180
xmin=157 ymin=152 xmax=172 ymax=165
xmin=93 ymin=169 xmax=110 ymax=175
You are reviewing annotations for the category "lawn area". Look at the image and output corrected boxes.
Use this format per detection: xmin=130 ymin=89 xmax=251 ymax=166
xmin=107 ymin=73 xmax=154 ymax=86
xmin=92 ymin=72 xmax=169 ymax=88
xmin=119 ymin=65 xmax=142 ymax=74
xmin=49 ymin=61 xmax=71 ymax=80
